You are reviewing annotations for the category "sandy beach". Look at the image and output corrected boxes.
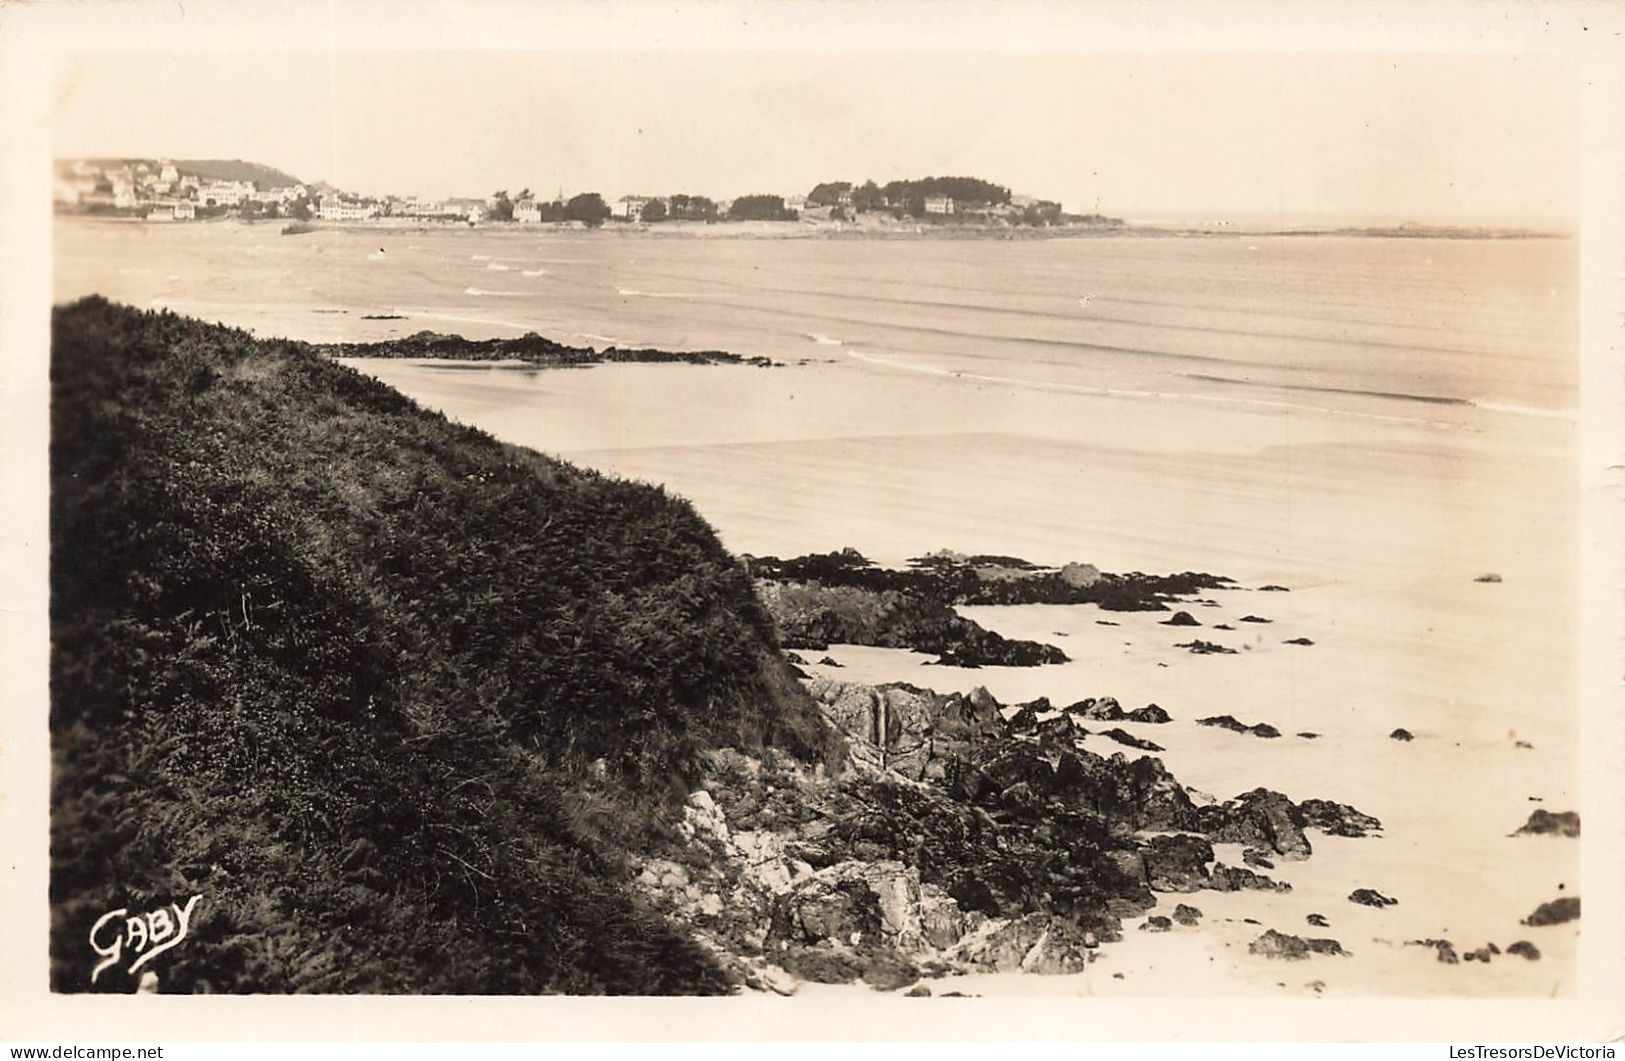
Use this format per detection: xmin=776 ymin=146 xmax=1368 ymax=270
xmin=53 ymin=217 xmax=1580 ymax=996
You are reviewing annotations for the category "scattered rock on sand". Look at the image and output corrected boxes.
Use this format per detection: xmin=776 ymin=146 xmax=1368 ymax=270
xmin=1173 ymin=904 xmax=1203 ymax=926
xmin=1161 ymin=611 xmax=1202 ymax=626
xmin=1298 ymin=799 xmax=1383 ymax=837
xmin=1140 ymin=915 xmax=1173 ymax=932
xmin=1211 ymin=863 xmax=1292 ymax=893
xmin=1212 ymin=623 xmax=1236 ymax=630
xmin=1463 ymin=944 xmax=1499 ymax=963
xmin=1100 ymin=727 xmax=1164 ymax=752
xmin=1297 ymin=731 xmax=1320 ymax=739
xmin=1249 ymin=930 xmax=1347 ymax=960
xmin=1513 ymin=809 xmax=1580 ymax=838
xmin=1283 ymin=637 xmax=1315 ymax=646
xmin=1259 ymin=584 xmax=1291 ymax=592
xmin=1348 ymin=888 xmax=1398 ymax=908
xmin=784 ymin=651 xmax=808 ymax=665
xmin=818 ymin=655 xmax=844 ymax=668
xmin=1242 ymin=847 xmax=1276 ymax=870
xmin=1389 ymin=728 xmax=1415 ymax=742
xmin=1197 ymin=714 xmax=1279 ymax=738
xmin=1408 ymin=939 xmax=1460 ymax=964
xmin=1239 ymin=615 xmax=1273 ymax=624
xmin=861 ymin=951 xmax=920 ymax=991
xmin=1141 ymin=834 xmax=1215 ymax=892
xmin=1126 ymin=703 xmax=1171 ymax=724
xmin=1522 ymin=897 xmax=1580 ymax=926
xmin=1177 ymin=640 xmax=1237 ymax=655
xmin=1474 ymin=573 xmax=1503 ymax=583
xmin=1306 ymin=914 xmax=1330 ymax=928
xmin=1507 ymin=941 xmax=1541 ymax=961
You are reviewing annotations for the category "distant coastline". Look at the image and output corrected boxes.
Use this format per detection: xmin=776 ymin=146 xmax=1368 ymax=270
xmin=57 ymin=212 xmax=1570 ymax=242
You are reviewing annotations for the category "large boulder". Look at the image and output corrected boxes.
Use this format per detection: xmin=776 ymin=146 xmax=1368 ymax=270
xmin=1201 ymin=788 xmax=1312 ymax=861
xmin=1140 ymin=834 xmax=1214 ymax=892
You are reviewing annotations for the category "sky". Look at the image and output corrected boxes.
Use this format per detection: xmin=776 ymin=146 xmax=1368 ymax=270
xmin=53 ymin=50 xmax=1578 ymax=226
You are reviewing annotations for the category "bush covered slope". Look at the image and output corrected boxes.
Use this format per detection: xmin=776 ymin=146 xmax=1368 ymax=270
xmin=49 ymin=298 xmax=836 ymax=994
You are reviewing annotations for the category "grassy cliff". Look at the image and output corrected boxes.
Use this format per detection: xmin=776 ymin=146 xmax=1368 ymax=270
xmin=49 ymin=297 xmax=837 ymax=994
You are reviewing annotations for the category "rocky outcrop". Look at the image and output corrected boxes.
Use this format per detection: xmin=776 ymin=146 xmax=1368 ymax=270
xmin=1389 ymin=728 xmax=1415 ymax=742
xmin=1100 ymin=727 xmax=1164 ymax=752
xmin=1513 ymin=810 xmax=1580 ymax=838
xmin=695 ymin=674 xmax=1373 ymax=992
xmin=1172 ymin=903 xmax=1203 ymax=926
xmin=1161 ymin=611 xmax=1202 ymax=626
xmin=1507 ymin=940 xmax=1541 ymax=960
xmin=1126 ymin=703 xmax=1171 ymax=724
xmin=1348 ymin=888 xmax=1398 ymax=908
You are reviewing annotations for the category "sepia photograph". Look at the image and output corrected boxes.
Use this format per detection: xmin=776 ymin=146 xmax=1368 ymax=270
xmin=2 ymin=0 xmax=1623 ymax=1046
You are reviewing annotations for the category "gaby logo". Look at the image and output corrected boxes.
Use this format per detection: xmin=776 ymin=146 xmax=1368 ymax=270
xmin=88 ymin=895 xmax=202 ymax=984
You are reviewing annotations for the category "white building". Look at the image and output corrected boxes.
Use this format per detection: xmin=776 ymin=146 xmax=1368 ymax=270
xmin=618 ymin=195 xmax=651 ymax=221
xmin=172 ymin=201 xmax=195 ymax=220
xmin=159 ymin=163 xmax=179 ymax=184
xmin=318 ymin=201 xmax=378 ymax=221
xmin=924 ymin=196 xmax=955 ymax=215
xmin=513 ymin=199 xmax=542 ymax=223
xmin=200 ymin=180 xmax=254 ymax=207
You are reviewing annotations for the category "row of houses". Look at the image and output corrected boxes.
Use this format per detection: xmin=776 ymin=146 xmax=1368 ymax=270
xmin=55 ymin=159 xmax=314 ymax=219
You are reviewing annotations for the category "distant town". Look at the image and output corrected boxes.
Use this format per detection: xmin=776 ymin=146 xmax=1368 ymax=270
xmin=52 ymin=157 xmax=1125 ymax=230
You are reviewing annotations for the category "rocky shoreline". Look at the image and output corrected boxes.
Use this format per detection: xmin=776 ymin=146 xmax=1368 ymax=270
xmin=748 ymin=548 xmax=1238 ymax=668
xmin=631 ymin=674 xmax=1385 ymax=994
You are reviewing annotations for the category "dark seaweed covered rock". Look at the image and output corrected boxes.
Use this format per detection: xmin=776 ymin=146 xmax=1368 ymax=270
xmin=1140 ymin=915 xmax=1173 ymax=932
xmin=1298 ymin=799 xmax=1383 ymax=837
xmin=1306 ymin=913 xmax=1330 ymax=928
xmin=1389 ymin=728 xmax=1415 ymax=741
xmin=1210 ymin=863 xmax=1291 ymax=893
xmin=1522 ymin=897 xmax=1579 ymax=926
xmin=1348 ymin=888 xmax=1398 ymax=908
xmin=1507 ymin=941 xmax=1541 ymax=960
xmin=1161 ymin=611 xmax=1201 ymax=627
xmin=1239 ymin=615 xmax=1272 ymax=624
xmin=1177 ymin=640 xmax=1237 ymax=655
xmin=1408 ymin=938 xmax=1459 ymax=964
xmin=1249 ymin=930 xmax=1346 ymax=960
xmin=1513 ymin=810 xmax=1579 ymax=838
xmin=1126 ymin=703 xmax=1171 ymax=724
xmin=1064 ymin=696 xmax=1123 ymax=720
xmin=1100 ymin=727 xmax=1164 ymax=752
xmin=1201 ymin=788 xmax=1312 ymax=861
xmin=1140 ymin=834 xmax=1214 ymax=892
xmin=1172 ymin=903 xmax=1203 ymax=926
